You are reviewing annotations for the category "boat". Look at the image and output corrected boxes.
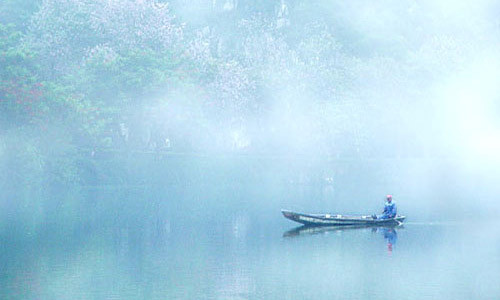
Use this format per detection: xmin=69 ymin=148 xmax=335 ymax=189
xmin=281 ymin=209 xmax=405 ymax=227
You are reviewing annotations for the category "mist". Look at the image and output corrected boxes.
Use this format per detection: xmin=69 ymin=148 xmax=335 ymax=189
xmin=0 ymin=0 xmax=499 ymax=223
xmin=1 ymin=1 xmax=500 ymax=299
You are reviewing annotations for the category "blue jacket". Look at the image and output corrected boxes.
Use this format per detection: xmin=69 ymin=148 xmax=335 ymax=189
xmin=383 ymin=201 xmax=397 ymax=218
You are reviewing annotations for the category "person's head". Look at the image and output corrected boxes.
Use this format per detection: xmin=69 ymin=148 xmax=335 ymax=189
xmin=386 ymin=194 xmax=392 ymax=202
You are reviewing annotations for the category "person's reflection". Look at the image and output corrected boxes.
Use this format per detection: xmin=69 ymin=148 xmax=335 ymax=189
xmin=374 ymin=227 xmax=398 ymax=255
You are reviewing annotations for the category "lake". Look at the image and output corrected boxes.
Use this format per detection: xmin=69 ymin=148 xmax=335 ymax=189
xmin=1 ymin=157 xmax=499 ymax=299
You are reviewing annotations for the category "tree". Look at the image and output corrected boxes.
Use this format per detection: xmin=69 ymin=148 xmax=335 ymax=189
xmin=0 ymin=24 xmax=43 ymax=128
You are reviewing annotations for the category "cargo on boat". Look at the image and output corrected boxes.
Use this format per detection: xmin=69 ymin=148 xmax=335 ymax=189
xmin=281 ymin=209 xmax=405 ymax=226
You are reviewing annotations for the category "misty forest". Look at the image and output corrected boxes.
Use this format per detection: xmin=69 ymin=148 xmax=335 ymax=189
xmin=1 ymin=0 xmax=500 ymax=299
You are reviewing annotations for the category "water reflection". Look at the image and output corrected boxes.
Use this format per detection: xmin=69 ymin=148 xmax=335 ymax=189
xmin=283 ymin=225 xmax=402 ymax=254
xmin=379 ymin=227 xmax=397 ymax=254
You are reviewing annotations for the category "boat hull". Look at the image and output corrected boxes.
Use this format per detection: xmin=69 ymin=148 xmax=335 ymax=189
xmin=281 ymin=210 xmax=405 ymax=226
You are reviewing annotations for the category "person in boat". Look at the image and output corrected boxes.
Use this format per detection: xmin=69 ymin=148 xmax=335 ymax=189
xmin=373 ymin=195 xmax=397 ymax=219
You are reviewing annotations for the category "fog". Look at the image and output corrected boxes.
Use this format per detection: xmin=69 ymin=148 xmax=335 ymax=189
xmin=1 ymin=0 xmax=500 ymax=221
xmin=2 ymin=1 xmax=500 ymax=299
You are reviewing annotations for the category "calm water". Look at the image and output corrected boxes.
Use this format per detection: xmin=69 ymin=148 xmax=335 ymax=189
xmin=2 ymin=202 xmax=499 ymax=299
xmin=1 ymin=158 xmax=500 ymax=299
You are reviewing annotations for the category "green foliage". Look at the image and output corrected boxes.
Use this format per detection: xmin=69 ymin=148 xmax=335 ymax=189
xmin=0 ymin=23 xmax=42 ymax=127
xmin=82 ymin=47 xmax=187 ymax=104
xmin=2 ymin=0 xmax=497 ymax=171
xmin=0 ymin=0 xmax=41 ymax=30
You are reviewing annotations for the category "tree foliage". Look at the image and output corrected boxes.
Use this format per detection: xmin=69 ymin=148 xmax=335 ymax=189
xmin=2 ymin=0 xmax=498 ymax=164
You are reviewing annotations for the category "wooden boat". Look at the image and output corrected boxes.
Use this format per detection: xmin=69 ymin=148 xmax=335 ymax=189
xmin=281 ymin=209 xmax=405 ymax=226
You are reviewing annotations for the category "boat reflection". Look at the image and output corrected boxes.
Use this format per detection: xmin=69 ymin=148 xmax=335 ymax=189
xmin=283 ymin=225 xmax=401 ymax=254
